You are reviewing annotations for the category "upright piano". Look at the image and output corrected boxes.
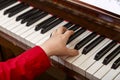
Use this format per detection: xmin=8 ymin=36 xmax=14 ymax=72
xmin=0 ymin=0 xmax=120 ymax=80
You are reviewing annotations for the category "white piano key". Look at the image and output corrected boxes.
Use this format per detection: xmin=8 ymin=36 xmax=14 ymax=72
xmin=32 ymin=21 xmax=68 ymax=44
xmin=4 ymin=7 xmax=32 ymax=31
xmin=20 ymin=14 xmax=52 ymax=38
xmin=72 ymin=35 xmax=100 ymax=65
xmin=102 ymin=67 xmax=120 ymax=80
xmin=5 ymin=20 xmax=21 ymax=30
xmin=0 ymin=7 xmax=33 ymax=42
xmin=2 ymin=19 xmax=20 ymax=29
xmin=93 ymin=45 xmax=120 ymax=80
xmin=2 ymin=7 xmax=33 ymax=28
xmin=15 ymin=16 xmax=51 ymax=35
xmin=1 ymin=8 xmax=31 ymax=26
xmin=9 ymin=10 xmax=53 ymax=36
xmin=78 ymin=40 xmax=112 ymax=76
xmin=58 ymin=57 xmax=65 ymax=66
xmin=65 ymin=31 xmax=92 ymax=64
xmin=59 ymin=28 xmax=83 ymax=68
xmin=36 ymin=34 xmax=50 ymax=45
xmin=35 ymin=22 xmax=69 ymax=46
xmin=0 ymin=14 xmax=11 ymax=24
xmin=10 ymin=23 xmax=27 ymax=33
xmin=11 ymin=14 xmax=47 ymax=35
xmin=21 ymin=27 xmax=37 ymax=38
xmin=4 ymin=22 xmax=23 ymax=40
xmin=16 ymin=25 xmax=34 ymax=36
xmin=64 ymin=31 xmax=91 ymax=69
xmin=72 ymin=38 xmax=110 ymax=75
xmin=0 ymin=1 xmax=20 ymax=17
xmin=0 ymin=7 xmax=32 ymax=28
xmin=114 ymin=73 xmax=120 ymax=80
xmin=35 ymin=21 xmax=68 ymax=46
xmin=86 ymin=44 xmax=120 ymax=80
xmin=51 ymin=56 xmax=59 ymax=63
xmin=0 ymin=15 xmax=9 ymax=23
xmin=66 ymin=28 xmax=87 ymax=48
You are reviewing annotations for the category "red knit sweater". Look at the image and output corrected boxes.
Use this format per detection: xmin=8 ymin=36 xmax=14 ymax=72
xmin=0 ymin=46 xmax=51 ymax=80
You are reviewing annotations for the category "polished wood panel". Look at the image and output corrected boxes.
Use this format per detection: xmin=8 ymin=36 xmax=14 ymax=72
xmin=0 ymin=30 xmax=27 ymax=57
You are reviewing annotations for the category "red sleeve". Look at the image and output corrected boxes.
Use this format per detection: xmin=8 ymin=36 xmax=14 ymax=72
xmin=0 ymin=46 xmax=51 ymax=80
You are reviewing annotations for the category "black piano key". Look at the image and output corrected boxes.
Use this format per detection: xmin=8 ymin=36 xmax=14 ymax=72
xmin=0 ymin=0 xmax=12 ymax=7
xmin=26 ymin=12 xmax=48 ymax=26
xmin=0 ymin=0 xmax=17 ymax=10
xmin=111 ymin=57 xmax=120 ymax=69
xmin=8 ymin=4 xmax=29 ymax=17
xmin=103 ymin=45 xmax=120 ymax=65
xmin=35 ymin=16 xmax=57 ymax=31
xmin=41 ymin=18 xmax=63 ymax=34
xmin=74 ymin=32 xmax=97 ymax=50
xmin=16 ymin=8 xmax=39 ymax=21
xmin=82 ymin=36 xmax=105 ymax=54
xmin=0 ymin=0 xmax=5 ymax=3
xmin=67 ymin=28 xmax=86 ymax=44
xmin=4 ymin=2 xmax=26 ymax=15
xmin=64 ymin=22 xmax=74 ymax=29
xmin=22 ymin=10 xmax=43 ymax=23
xmin=68 ymin=25 xmax=79 ymax=31
xmin=94 ymin=41 xmax=117 ymax=61
xmin=21 ymin=10 xmax=43 ymax=24
xmin=0 ymin=0 xmax=5 ymax=1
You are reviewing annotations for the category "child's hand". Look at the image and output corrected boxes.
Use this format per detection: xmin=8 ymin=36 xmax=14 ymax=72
xmin=41 ymin=27 xmax=79 ymax=57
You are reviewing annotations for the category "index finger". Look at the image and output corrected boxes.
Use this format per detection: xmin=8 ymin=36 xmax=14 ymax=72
xmin=64 ymin=30 xmax=74 ymax=40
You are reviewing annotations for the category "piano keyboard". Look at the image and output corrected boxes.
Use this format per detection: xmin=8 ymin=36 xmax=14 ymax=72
xmin=0 ymin=0 xmax=119 ymax=80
